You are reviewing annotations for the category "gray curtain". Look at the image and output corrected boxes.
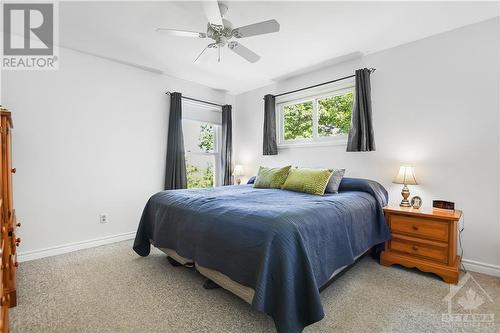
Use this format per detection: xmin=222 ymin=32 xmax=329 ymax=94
xmin=164 ymin=92 xmax=187 ymax=190
xmin=221 ymin=105 xmax=233 ymax=185
xmin=347 ymin=68 xmax=376 ymax=152
xmin=263 ymin=94 xmax=278 ymax=155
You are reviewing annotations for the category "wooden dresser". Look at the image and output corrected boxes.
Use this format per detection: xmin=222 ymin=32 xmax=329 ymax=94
xmin=380 ymin=206 xmax=462 ymax=284
xmin=0 ymin=108 xmax=17 ymax=332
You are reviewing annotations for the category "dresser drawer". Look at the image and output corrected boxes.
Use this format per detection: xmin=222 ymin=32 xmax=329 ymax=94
xmin=390 ymin=236 xmax=448 ymax=264
xmin=390 ymin=214 xmax=448 ymax=242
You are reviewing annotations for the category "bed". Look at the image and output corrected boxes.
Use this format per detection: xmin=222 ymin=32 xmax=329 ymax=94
xmin=133 ymin=177 xmax=391 ymax=333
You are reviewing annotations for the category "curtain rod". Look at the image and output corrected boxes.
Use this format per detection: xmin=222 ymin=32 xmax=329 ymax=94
xmin=165 ymin=91 xmax=224 ymax=108
xmin=273 ymin=68 xmax=376 ymax=98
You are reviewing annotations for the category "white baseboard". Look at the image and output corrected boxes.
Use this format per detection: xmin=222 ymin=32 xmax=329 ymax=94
xmin=462 ymin=258 xmax=500 ymax=277
xmin=17 ymin=231 xmax=136 ymax=262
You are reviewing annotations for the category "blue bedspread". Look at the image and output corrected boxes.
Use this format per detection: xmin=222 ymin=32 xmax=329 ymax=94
xmin=133 ymin=178 xmax=391 ymax=332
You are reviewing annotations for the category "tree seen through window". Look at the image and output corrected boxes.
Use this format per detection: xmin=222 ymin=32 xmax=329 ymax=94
xmin=318 ymin=92 xmax=353 ymax=136
xmin=185 ymin=122 xmax=216 ymax=189
xmin=282 ymin=91 xmax=353 ymax=142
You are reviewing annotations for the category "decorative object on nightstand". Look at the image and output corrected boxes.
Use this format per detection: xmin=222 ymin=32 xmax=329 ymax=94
xmin=233 ymin=165 xmax=244 ymax=185
xmin=380 ymin=205 xmax=462 ymax=284
xmin=393 ymin=166 xmax=418 ymax=207
xmin=410 ymin=196 xmax=422 ymax=209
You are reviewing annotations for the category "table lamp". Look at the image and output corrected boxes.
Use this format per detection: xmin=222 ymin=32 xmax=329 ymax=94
xmin=233 ymin=165 xmax=244 ymax=185
xmin=393 ymin=166 xmax=418 ymax=207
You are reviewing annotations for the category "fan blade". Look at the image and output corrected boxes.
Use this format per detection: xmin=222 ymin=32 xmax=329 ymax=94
xmin=202 ymin=0 xmax=223 ymax=27
xmin=156 ymin=28 xmax=206 ymax=38
xmin=228 ymin=42 xmax=260 ymax=63
xmin=232 ymin=19 xmax=280 ymax=38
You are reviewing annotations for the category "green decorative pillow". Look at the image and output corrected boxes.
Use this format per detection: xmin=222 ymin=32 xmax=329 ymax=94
xmin=254 ymin=166 xmax=292 ymax=189
xmin=281 ymin=168 xmax=333 ymax=195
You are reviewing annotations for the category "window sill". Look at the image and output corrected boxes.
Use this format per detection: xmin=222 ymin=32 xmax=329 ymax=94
xmin=277 ymin=140 xmax=347 ymax=149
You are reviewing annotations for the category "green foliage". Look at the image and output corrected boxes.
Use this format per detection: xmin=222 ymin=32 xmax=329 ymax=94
xmin=187 ymin=162 xmax=214 ymax=188
xmin=187 ymin=123 xmax=215 ymax=188
xmin=318 ymin=93 xmax=353 ymax=136
xmin=198 ymin=123 xmax=215 ymax=152
xmin=283 ymin=92 xmax=353 ymax=140
xmin=283 ymin=101 xmax=313 ymax=140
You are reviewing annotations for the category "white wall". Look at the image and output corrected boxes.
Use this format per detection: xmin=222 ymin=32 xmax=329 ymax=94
xmin=1 ymin=47 xmax=226 ymax=256
xmin=233 ymin=18 xmax=500 ymax=273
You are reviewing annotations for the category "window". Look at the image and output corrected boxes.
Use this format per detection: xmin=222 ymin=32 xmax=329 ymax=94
xmin=182 ymin=99 xmax=222 ymax=188
xmin=183 ymin=120 xmax=220 ymax=188
xmin=283 ymin=101 xmax=313 ymax=140
xmin=182 ymin=100 xmax=222 ymax=190
xmin=277 ymin=86 xmax=354 ymax=147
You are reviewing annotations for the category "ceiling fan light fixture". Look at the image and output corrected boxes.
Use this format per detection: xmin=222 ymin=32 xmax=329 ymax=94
xmin=156 ymin=1 xmax=279 ymax=64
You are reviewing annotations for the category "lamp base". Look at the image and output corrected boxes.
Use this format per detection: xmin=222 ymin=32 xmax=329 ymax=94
xmin=400 ymin=199 xmax=411 ymax=207
xmin=400 ymin=185 xmax=411 ymax=207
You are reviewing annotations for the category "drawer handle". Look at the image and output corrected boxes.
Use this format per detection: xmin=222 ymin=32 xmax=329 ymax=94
xmin=15 ymin=237 xmax=21 ymax=246
xmin=412 ymin=245 xmax=418 ymax=251
xmin=11 ymin=168 xmax=16 ymax=174
xmin=16 ymin=222 xmax=21 ymax=227
xmin=412 ymin=225 xmax=419 ymax=231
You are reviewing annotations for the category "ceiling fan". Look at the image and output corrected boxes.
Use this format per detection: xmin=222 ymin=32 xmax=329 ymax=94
xmin=155 ymin=1 xmax=280 ymax=63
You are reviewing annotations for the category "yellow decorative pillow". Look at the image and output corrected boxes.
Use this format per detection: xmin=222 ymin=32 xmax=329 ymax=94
xmin=281 ymin=168 xmax=333 ymax=195
xmin=254 ymin=166 xmax=292 ymax=189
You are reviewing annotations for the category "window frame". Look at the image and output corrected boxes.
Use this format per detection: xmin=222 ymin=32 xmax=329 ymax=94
xmin=276 ymin=81 xmax=355 ymax=148
xmin=182 ymin=118 xmax=222 ymax=187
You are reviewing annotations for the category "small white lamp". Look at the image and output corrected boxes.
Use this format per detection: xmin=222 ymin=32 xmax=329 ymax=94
xmin=233 ymin=165 xmax=244 ymax=185
xmin=393 ymin=166 xmax=418 ymax=207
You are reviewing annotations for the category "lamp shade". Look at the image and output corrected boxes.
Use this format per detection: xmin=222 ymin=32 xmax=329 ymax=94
xmin=393 ymin=166 xmax=418 ymax=185
xmin=233 ymin=165 xmax=244 ymax=177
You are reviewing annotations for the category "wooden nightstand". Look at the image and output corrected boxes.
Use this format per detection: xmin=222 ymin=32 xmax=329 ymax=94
xmin=380 ymin=206 xmax=462 ymax=284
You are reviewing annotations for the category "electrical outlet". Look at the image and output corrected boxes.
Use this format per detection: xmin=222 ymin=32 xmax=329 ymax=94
xmin=99 ymin=214 xmax=108 ymax=224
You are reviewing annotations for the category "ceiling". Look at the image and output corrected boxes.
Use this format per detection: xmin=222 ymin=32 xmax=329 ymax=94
xmin=60 ymin=1 xmax=499 ymax=95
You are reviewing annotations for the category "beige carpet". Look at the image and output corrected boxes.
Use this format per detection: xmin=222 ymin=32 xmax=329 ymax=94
xmin=11 ymin=240 xmax=500 ymax=332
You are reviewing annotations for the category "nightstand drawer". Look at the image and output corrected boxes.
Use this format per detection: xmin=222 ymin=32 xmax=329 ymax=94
xmin=390 ymin=236 xmax=448 ymax=264
xmin=390 ymin=215 xmax=448 ymax=242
